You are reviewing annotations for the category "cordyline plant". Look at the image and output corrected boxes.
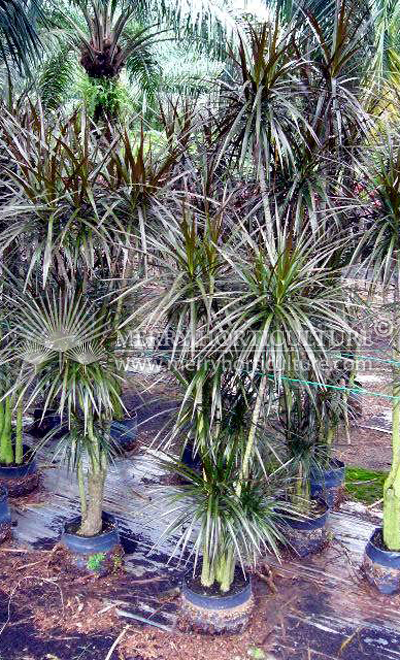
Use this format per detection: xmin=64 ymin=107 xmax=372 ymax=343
xmin=159 ymin=428 xmax=290 ymax=592
xmin=214 ymin=4 xmax=369 ymax=236
xmin=123 ymin=199 xmax=288 ymax=593
xmin=209 ymin=213 xmax=356 ymax=514
xmin=0 ymin=104 xmax=131 ymax=290
xmin=128 ymin=192 xmax=357 ymax=591
xmin=0 ymin=101 xmax=195 ymax=289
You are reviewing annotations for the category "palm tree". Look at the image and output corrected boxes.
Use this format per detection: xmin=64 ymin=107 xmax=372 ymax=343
xmin=32 ymin=0 xmax=238 ymax=119
xmin=0 ymin=0 xmax=42 ymax=74
xmin=10 ymin=291 xmax=125 ymax=536
xmin=367 ymin=0 xmax=400 ymax=88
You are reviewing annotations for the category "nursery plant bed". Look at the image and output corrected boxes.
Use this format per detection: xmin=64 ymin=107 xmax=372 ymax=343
xmin=5 ymin=468 xmax=400 ymax=660
xmin=1 ymin=379 xmax=400 ymax=660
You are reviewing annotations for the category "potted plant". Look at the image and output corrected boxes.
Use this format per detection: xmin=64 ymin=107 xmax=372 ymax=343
xmin=11 ymin=292 xmax=126 ymax=574
xmin=209 ymin=213 xmax=358 ymax=555
xmin=0 ymin=390 xmax=40 ymax=497
xmin=275 ymin=385 xmax=331 ymax=556
xmin=355 ymin=134 xmax=400 ymax=594
xmin=158 ymin=380 xmax=291 ymax=634
xmin=129 ymin=203 xmax=288 ymax=631
xmin=308 ymin=371 xmax=349 ymax=509
xmin=0 ymin=485 xmax=11 ymax=544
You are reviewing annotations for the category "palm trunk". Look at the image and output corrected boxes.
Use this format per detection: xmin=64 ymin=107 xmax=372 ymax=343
xmin=78 ymin=466 xmax=106 ymax=536
xmin=77 ymin=460 xmax=87 ymax=519
xmin=78 ymin=421 xmax=107 ymax=537
xmin=383 ymin=263 xmax=400 ymax=550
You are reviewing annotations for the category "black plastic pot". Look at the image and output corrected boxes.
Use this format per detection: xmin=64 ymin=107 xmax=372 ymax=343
xmin=181 ymin=572 xmax=254 ymax=634
xmin=363 ymin=527 xmax=400 ymax=595
xmin=33 ymin=408 xmax=60 ymax=424
xmin=0 ymin=445 xmax=39 ymax=497
xmin=182 ymin=576 xmax=252 ymax=610
xmin=61 ymin=512 xmax=123 ymax=575
xmin=310 ymin=459 xmax=345 ymax=508
xmin=181 ymin=443 xmax=202 ymax=472
xmin=279 ymin=498 xmax=330 ymax=557
xmin=0 ymin=485 xmax=11 ymax=544
xmin=28 ymin=408 xmax=66 ymax=439
xmin=110 ymin=413 xmax=138 ymax=453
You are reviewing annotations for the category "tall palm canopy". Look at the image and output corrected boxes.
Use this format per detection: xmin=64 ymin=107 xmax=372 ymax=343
xmin=0 ymin=0 xmax=42 ymax=73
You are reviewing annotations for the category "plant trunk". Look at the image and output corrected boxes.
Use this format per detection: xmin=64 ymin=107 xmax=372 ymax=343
xmin=216 ymin=549 xmax=235 ymax=593
xmin=295 ymin=463 xmax=311 ymax=515
xmin=15 ymin=398 xmax=23 ymax=465
xmin=343 ymin=350 xmax=358 ymax=444
xmin=200 ymin=546 xmax=215 ymax=588
xmin=238 ymin=374 xmax=268 ymax=492
xmin=383 ymin=265 xmax=400 ymax=550
xmin=325 ymin=425 xmax=336 ymax=466
xmin=78 ymin=465 xmax=106 ymax=536
xmin=0 ymin=396 xmax=13 ymax=465
xmin=78 ymin=426 xmax=107 ymax=537
xmin=77 ymin=460 xmax=87 ymax=519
